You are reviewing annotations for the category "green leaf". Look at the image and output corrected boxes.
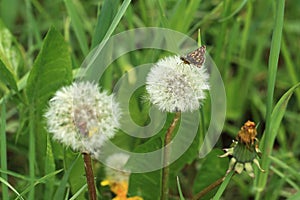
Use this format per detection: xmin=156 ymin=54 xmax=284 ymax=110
xmin=25 ymin=26 xmax=72 ymax=178
xmin=91 ymin=0 xmax=120 ymax=48
xmin=0 ymin=19 xmax=24 ymax=91
xmin=0 ymin=59 xmax=18 ymax=91
xmin=64 ymin=0 xmax=89 ymax=55
xmin=127 ymin=136 xmax=163 ymax=200
xmin=213 ymin=170 xmax=234 ymax=200
xmin=0 ymin=177 xmax=24 ymax=200
xmin=287 ymin=190 xmax=300 ymax=200
xmin=54 ymin=154 xmax=81 ymax=200
xmin=44 ymin=134 xmax=56 ymax=199
xmin=26 ymin=27 xmax=72 ymax=106
xmin=193 ymin=149 xmax=228 ymax=200
xmin=269 ymin=83 xmax=300 ymax=142
xmin=169 ymin=0 xmax=202 ymax=32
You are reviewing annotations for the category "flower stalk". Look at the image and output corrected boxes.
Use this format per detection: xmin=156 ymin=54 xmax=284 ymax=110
xmin=161 ymin=112 xmax=181 ymax=200
xmin=192 ymin=176 xmax=226 ymax=200
xmin=83 ymin=153 xmax=97 ymax=200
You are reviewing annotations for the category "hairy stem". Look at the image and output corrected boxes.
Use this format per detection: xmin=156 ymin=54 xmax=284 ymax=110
xmin=83 ymin=153 xmax=97 ymax=200
xmin=161 ymin=112 xmax=181 ymax=200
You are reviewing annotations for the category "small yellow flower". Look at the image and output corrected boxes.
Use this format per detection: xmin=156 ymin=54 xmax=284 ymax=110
xmin=220 ymin=120 xmax=265 ymax=178
xmin=101 ymin=153 xmax=143 ymax=200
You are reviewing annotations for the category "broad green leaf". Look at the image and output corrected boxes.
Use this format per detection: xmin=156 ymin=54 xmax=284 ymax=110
xmin=193 ymin=149 xmax=228 ymax=200
xmin=26 ymin=27 xmax=72 ymax=106
xmin=0 ymin=59 xmax=18 ymax=91
xmin=25 ymin=26 xmax=72 ymax=175
xmin=0 ymin=20 xmax=24 ymax=91
xmin=54 ymin=154 xmax=81 ymax=200
xmin=66 ymin=152 xmax=86 ymax=200
xmin=169 ymin=122 xmax=199 ymax=172
xmin=127 ymin=136 xmax=163 ymax=200
xmin=168 ymin=119 xmax=200 ymax=190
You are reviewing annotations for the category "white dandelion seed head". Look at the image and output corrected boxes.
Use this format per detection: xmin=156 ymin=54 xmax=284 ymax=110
xmin=44 ymin=81 xmax=121 ymax=155
xmin=105 ymin=153 xmax=130 ymax=183
xmin=146 ymin=55 xmax=210 ymax=112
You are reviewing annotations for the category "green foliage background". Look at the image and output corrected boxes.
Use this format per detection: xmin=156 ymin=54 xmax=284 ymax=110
xmin=0 ymin=0 xmax=299 ymax=199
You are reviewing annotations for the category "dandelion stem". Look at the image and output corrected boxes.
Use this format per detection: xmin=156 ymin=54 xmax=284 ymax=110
xmin=192 ymin=176 xmax=225 ymax=200
xmin=83 ymin=153 xmax=97 ymax=200
xmin=193 ymin=172 xmax=235 ymax=200
xmin=161 ymin=112 xmax=181 ymax=200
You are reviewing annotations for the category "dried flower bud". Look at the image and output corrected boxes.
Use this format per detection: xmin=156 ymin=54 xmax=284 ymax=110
xmin=220 ymin=120 xmax=264 ymax=178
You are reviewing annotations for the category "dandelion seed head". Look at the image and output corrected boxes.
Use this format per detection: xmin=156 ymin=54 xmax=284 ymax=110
xmin=146 ymin=56 xmax=209 ymax=112
xmin=44 ymin=81 xmax=121 ymax=156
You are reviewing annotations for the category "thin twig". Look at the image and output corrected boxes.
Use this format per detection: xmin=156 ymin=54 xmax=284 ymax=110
xmin=83 ymin=153 xmax=97 ymax=200
xmin=161 ymin=112 xmax=181 ymax=200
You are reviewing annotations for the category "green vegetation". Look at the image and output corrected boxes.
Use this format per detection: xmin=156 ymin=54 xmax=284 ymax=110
xmin=0 ymin=0 xmax=299 ymax=199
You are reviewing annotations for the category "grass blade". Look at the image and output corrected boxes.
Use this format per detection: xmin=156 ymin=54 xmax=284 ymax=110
xmin=177 ymin=176 xmax=185 ymax=200
xmin=212 ymin=171 xmax=234 ymax=200
xmin=91 ymin=0 xmax=120 ymax=48
xmin=254 ymin=0 xmax=285 ymax=198
xmin=64 ymin=0 xmax=89 ymax=55
xmin=0 ymin=177 xmax=24 ymax=200
xmin=0 ymin=98 xmax=8 ymax=200
xmin=69 ymin=184 xmax=88 ymax=200
xmin=18 ymin=169 xmax=63 ymax=198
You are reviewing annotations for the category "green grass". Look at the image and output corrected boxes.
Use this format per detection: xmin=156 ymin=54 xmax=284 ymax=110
xmin=0 ymin=0 xmax=300 ymax=199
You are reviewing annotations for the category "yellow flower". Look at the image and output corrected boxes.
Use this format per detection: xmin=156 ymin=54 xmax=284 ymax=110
xmin=101 ymin=180 xmax=143 ymax=200
xmin=101 ymin=153 xmax=143 ymax=199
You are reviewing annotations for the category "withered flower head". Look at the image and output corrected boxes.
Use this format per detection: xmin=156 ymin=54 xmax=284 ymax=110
xmin=220 ymin=120 xmax=264 ymax=178
xmin=236 ymin=120 xmax=257 ymax=147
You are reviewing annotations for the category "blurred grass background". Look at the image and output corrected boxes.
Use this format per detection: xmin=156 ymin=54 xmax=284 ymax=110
xmin=0 ymin=0 xmax=299 ymax=199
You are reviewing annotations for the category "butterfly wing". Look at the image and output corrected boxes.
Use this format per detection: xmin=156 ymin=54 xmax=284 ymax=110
xmin=180 ymin=46 xmax=206 ymax=68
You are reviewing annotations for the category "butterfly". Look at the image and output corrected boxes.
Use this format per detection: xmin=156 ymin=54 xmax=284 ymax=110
xmin=180 ymin=45 xmax=206 ymax=68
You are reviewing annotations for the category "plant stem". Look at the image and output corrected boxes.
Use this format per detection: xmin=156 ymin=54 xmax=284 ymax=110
xmin=161 ymin=112 xmax=181 ymax=200
xmin=82 ymin=153 xmax=97 ymax=200
xmin=192 ymin=176 xmax=225 ymax=200
xmin=193 ymin=171 xmax=235 ymax=200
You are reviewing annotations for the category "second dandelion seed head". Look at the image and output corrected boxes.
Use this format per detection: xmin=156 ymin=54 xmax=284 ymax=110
xmin=146 ymin=54 xmax=209 ymax=113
